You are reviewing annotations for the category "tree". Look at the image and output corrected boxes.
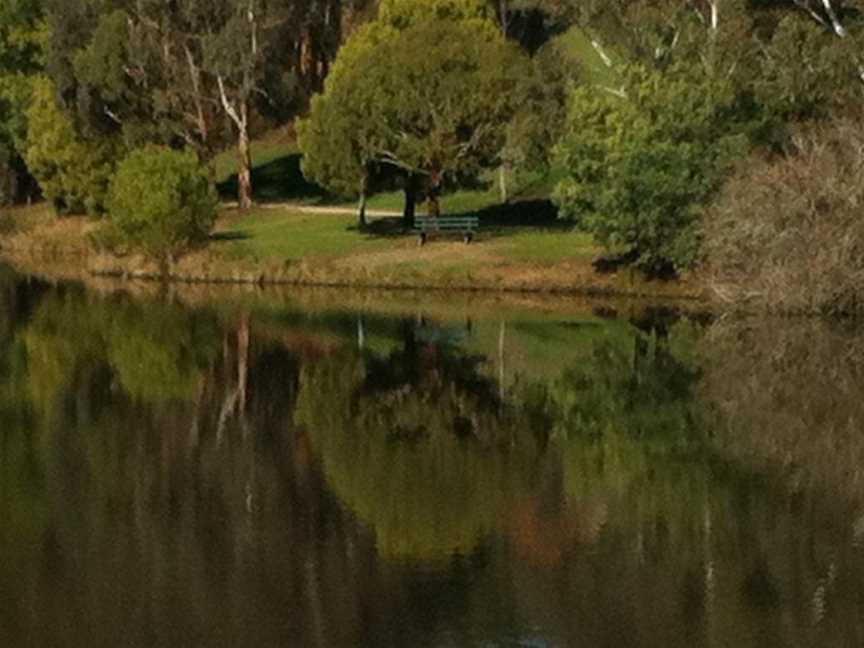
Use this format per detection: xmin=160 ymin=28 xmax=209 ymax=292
xmin=24 ymin=77 xmax=118 ymax=214
xmin=300 ymin=0 xmax=509 ymax=226
xmin=43 ymin=0 xmax=334 ymax=211
xmin=554 ymin=63 xmax=747 ymax=275
xmin=107 ymin=145 xmax=217 ymax=268
xmin=0 ymin=0 xmax=46 ymax=205
xmin=297 ymin=18 xmax=396 ymax=227
xmin=377 ymin=0 xmax=491 ymax=26
xmin=300 ymin=16 xmax=530 ymax=225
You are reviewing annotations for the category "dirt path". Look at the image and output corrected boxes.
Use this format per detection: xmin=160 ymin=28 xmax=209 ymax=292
xmin=223 ymin=201 xmax=403 ymax=218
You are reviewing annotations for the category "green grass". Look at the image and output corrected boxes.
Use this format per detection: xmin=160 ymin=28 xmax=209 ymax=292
xmin=211 ymin=130 xmax=299 ymax=185
xmin=217 ymin=209 xmax=394 ymax=261
xmin=556 ymin=26 xmax=623 ymax=88
xmin=208 ymin=129 xmax=602 ymax=273
xmin=214 ymin=205 xmax=599 ymax=273
xmin=499 ymin=229 xmax=597 ymax=263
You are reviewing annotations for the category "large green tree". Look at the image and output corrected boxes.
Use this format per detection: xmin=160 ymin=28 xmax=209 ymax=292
xmin=554 ymin=63 xmax=747 ymax=275
xmin=300 ymin=13 xmax=529 ymax=225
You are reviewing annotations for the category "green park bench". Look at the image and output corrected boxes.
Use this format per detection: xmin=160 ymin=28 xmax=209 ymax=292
xmin=414 ymin=215 xmax=479 ymax=246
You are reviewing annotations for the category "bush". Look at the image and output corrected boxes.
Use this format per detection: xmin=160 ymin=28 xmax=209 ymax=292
xmin=24 ymin=77 xmax=118 ymax=215
xmin=704 ymin=119 xmax=864 ymax=315
xmin=554 ymin=64 xmax=747 ymax=276
xmin=107 ymin=145 xmax=217 ymax=263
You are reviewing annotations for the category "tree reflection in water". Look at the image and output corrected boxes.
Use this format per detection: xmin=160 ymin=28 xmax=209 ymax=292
xmin=1 ymin=270 xmax=864 ymax=646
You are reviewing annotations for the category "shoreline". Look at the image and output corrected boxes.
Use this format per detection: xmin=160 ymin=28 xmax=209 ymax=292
xmin=0 ymin=206 xmax=709 ymax=304
xmin=1 ymin=246 xmax=708 ymax=304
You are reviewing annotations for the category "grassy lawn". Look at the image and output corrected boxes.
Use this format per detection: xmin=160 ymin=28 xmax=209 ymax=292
xmin=498 ymin=229 xmax=597 ymax=263
xmin=216 ymin=208 xmax=395 ymax=261
xmin=215 ymin=205 xmax=600 ymax=272
xmin=555 ymin=26 xmax=624 ymax=88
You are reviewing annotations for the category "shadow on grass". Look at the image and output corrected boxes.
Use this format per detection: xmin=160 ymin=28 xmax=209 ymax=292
xmin=593 ymin=250 xmax=679 ymax=281
xmin=218 ymin=153 xmax=339 ymax=204
xmin=353 ymin=218 xmax=408 ymax=239
xmin=471 ymin=199 xmax=563 ymax=231
xmin=351 ymin=198 xmax=566 ymax=241
xmin=210 ymin=231 xmax=250 ymax=242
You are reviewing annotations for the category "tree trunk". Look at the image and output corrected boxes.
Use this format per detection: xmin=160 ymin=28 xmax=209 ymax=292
xmin=183 ymin=43 xmax=209 ymax=148
xmin=821 ymin=0 xmax=846 ymax=37
xmin=403 ymin=175 xmax=418 ymax=228
xmin=357 ymin=189 xmax=369 ymax=230
xmin=499 ymin=165 xmax=509 ymax=204
xmin=427 ymin=169 xmax=442 ymax=219
xmin=237 ymin=118 xmax=253 ymax=210
xmin=499 ymin=0 xmax=510 ymax=37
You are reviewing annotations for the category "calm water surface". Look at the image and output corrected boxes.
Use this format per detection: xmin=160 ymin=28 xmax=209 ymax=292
xmin=1 ymin=267 xmax=864 ymax=647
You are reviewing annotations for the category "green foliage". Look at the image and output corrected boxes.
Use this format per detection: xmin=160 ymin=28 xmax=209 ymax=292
xmin=24 ymin=77 xmax=117 ymax=214
xmin=554 ymin=64 xmax=747 ymax=274
xmin=378 ymin=0 xmax=491 ymax=28
xmin=108 ymin=145 xmax=217 ymax=261
xmin=297 ymin=85 xmax=369 ymax=198
xmin=300 ymin=16 xmax=530 ymax=205
xmin=755 ymin=16 xmax=864 ymax=121
xmin=502 ymin=37 xmax=577 ymax=175
xmin=0 ymin=1 xmax=46 ymax=205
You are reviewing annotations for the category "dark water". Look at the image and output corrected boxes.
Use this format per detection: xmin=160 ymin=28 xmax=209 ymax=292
xmin=2 ymin=267 xmax=864 ymax=647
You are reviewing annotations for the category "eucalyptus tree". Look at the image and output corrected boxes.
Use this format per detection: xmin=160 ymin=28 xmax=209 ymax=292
xmin=43 ymin=0 xmax=339 ymax=210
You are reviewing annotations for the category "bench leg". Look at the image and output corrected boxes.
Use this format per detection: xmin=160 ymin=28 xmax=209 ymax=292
xmin=463 ymin=231 xmax=474 ymax=245
xmin=418 ymin=231 xmax=427 ymax=247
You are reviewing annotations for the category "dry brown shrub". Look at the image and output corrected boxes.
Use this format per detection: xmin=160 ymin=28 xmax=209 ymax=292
xmin=704 ymin=119 xmax=864 ymax=314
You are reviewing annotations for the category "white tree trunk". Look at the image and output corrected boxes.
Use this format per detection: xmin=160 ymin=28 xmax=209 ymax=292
xmin=821 ymin=0 xmax=847 ymax=37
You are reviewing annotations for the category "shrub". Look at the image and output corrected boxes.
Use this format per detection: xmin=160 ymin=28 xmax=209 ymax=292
xmin=24 ymin=77 xmax=118 ymax=215
xmin=704 ymin=119 xmax=864 ymax=315
xmin=554 ymin=64 xmax=747 ymax=276
xmin=107 ymin=145 xmax=217 ymax=264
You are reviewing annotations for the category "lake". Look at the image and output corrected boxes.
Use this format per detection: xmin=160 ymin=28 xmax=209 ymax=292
xmin=1 ymin=266 xmax=863 ymax=647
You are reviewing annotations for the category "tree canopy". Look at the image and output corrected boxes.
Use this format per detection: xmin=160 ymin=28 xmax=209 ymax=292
xmin=299 ymin=13 xmax=530 ymax=223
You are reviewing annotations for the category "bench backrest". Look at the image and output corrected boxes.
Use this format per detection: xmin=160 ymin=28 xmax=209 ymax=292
xmin=415 ymin=216 xmax=479 ymax=230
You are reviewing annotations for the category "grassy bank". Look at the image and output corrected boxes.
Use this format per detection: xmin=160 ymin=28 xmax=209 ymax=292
xmin=0 ymin=202 xmax=705 ymax=300
xmin=0 ymin=130 xmax=704 ymax=300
